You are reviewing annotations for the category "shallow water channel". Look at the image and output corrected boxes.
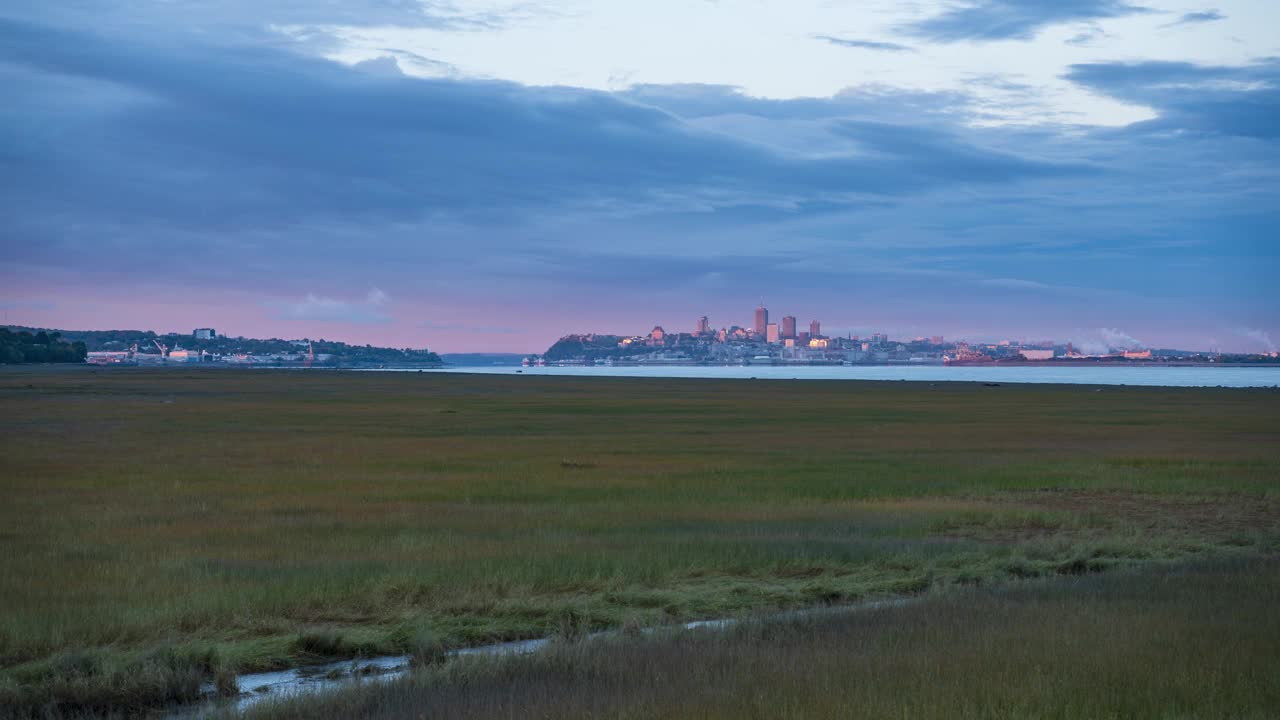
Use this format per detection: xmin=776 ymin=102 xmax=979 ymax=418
xmin=164 ymin=599 xmax=908 ymax=718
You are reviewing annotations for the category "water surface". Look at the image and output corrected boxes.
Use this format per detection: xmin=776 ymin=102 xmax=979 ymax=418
xmin=369 ymin=364 xmax=1279 ymax=388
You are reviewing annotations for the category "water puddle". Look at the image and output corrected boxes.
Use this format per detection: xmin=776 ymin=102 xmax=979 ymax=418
xmin=164 ymin=597 xmax=913 ymax=718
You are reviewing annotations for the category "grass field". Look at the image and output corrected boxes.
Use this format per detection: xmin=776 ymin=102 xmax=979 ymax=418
xmin=248 ymin=558 xmax=1280 ymax=720
xmin=1 ymin=368 xmax=1278 ymax=716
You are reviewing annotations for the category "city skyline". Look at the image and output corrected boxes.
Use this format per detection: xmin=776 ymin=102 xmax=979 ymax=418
xmin=9 ymin=297 xmax=1270 ymax=357
xmin=580 ymin=300 xmax=1244 ymax=355
xmin=2 ymin=2 xmax=1277 ymax=353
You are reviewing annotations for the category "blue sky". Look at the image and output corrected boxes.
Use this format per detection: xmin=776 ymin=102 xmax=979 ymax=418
xmin=1 ymin=1 xmax=1277 ymax=352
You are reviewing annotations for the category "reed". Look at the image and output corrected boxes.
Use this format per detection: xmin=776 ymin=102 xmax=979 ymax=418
xmin=248 ymin=558 xmax=1280 ymax=720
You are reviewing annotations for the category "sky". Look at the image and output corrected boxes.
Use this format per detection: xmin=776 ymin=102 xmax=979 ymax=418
xmin=1 ymin=1 xmax=1277 ymax=353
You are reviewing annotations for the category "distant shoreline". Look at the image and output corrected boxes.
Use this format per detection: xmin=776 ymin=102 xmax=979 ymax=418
xmin=4 ymin=360 xmax=1275 ymax=371
xmin=472 ymin=360 xmax=1274 ymax=369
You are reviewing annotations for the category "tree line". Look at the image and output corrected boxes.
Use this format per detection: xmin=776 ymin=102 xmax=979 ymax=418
xmin=0 ymin=328 xmax=88 ymax=364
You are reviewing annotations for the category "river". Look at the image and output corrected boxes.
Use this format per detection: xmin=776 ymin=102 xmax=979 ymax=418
xmin=365 ymin=364 xmax=1280 ymax=388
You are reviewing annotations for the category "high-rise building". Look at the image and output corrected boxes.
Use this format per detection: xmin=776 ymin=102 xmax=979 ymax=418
xmin=781 ymin=316 xmax=796 ymax=339
xmin=809 ymin=320 xmax=821 ymax=338
xmin=696 ymin=316 xmax=710 ymax=335
xmin=766 ymin=323 xmax=780 ymax=344
xmin=754 ymin=303 xmax=768 ymax=337
xmin=193 ymin=328 xmax=216 ymax=340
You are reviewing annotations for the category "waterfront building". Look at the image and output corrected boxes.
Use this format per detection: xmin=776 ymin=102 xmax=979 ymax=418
xmin=782 ymin=316 xmax=796 ymax=339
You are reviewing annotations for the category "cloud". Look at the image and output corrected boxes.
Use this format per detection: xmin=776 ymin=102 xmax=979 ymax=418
xmin=0 ymin=0 xmax=516 ymax=32
xmin=1163 ymin=10 xmax=1226 ymax=28
xmin=812 ymin=35 xmax=915 ymax=53
xmin=1065 ymin=59 xmax=1280 ymax=138
xmin=0 ymin=16 xmax=1081 ymax=237
xmin=271 ymin=289 xmax=391 ymax=323
xmin=351 ymin=55 xmax=404 ymax=77
xmin=1064 ymin=23 xmax=1110 ymax=46
xmin=903 ymin=0 xmax=1152 ymax=43
xmin=0 ymin=11 xmax=1276 ymax=351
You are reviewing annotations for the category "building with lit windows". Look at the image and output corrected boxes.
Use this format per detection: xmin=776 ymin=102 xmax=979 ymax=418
xmin=754 ymin=303 xmax=768 ymax=337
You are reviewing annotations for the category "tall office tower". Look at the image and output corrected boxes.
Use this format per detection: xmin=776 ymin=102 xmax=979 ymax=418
xmin=754 ymin=303 xmax=768 ymax=337
xmin=781 ymin=316 xmax=797 ymax=339
xmin=696 ymin=316 xmax=710 ymax=335
xmin=766 ymin=323 xmax=780 ymax=344
xmin=810 ymin=320 xmax=821 ymax=338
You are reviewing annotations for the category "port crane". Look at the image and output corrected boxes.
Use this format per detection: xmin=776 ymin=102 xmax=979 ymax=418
xmin=152 ymin=339 xmax=168 ymax=357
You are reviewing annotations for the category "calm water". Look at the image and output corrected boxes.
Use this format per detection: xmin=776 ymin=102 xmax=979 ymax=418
xmin=371 ymin=364 xmax=1280 ymax=388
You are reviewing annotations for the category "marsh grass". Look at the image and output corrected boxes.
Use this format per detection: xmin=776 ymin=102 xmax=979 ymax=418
xmin=0 ymin=643 xmax=225 ymax=716
xmin=1 ymin=369 xmax=1277 ymax=714
xmin=407 ymin=630 xmax=446 ymax=668
xmin=247 ymin=558 xmax=1280 ymax=720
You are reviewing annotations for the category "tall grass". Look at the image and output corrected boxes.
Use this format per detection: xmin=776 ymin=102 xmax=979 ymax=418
xmin=1 ymin=369 xmax=1277 ymax=713
xmin=249 ymin=558 xmax=1280 ymax=720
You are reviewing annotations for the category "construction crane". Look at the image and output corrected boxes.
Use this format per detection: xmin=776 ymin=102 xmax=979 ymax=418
xmin=152 ymin=339 xmax=168 ymax=357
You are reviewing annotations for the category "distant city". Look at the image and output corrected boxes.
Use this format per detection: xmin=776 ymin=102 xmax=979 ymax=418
xmin=4 ymin=311 xmax=1278 ymax=369
xmin=0 ymin=326 xmax=441 ymax=367
xmin=536 ymin=302 xmax=1280 ymax=367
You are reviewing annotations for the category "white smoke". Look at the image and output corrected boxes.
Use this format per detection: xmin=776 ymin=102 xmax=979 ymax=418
xmin=1098 ymin=328 xmax=1143 ymax=351
xmin=1067 ymin=328 xmax=1144 ymax=355
xmin=1237 ymin=328 xmax=1277 ymax=353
